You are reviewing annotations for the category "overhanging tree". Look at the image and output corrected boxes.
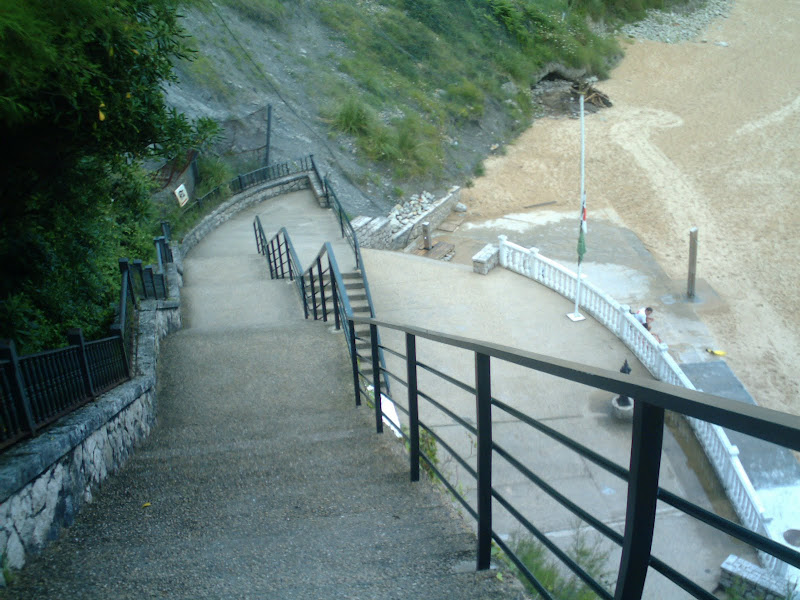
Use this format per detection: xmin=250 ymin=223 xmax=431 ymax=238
xmin=0 ymin=0 xmax=216 ymax=353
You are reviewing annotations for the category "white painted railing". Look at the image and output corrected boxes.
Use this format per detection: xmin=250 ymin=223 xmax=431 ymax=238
xmin=497 ymin=235 xmax=782 ymax=574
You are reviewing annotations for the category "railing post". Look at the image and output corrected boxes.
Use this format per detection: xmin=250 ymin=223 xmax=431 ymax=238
xmin=268 ymin=239 xmax=278 ymax=278
xmin=110 ymin=323 xmax=131 ymax=378
xmin=349 ymin=320 xmax=360 ymax=407
xmin=67 ymin=329 xmax=95 ymax=399
xmin=309 ymin=267 xmax=318 ymax=320
xmin=406 ymin=333 xmax=420 ymax=482
xmin=370 ymin=323 xmax=383 ymax=434
xmin=0 ymin=339 xmax=37 ymax=435
xmin=475 ymin=352 xmax=493 ymax=570
xmin=278 ymin=235 xmax=286 ymax=279
xmin=318 ymin=257 xmax=327 ymax=322
xmin=299 ymin=277 xmax=309 ymax=319
xmin=253 ymin=221 xmax=262 ymax=255
xmin=144 ymin=265 xmax=157 ymax=299
xmin=329 ymin=258 xmax=340 ymax=330
xmin=614 ymin=401 xmax=665 ymax=600
xmin=161 ymin=221 xmax=171 ymax=241
xmin=131 ymin=259 xmax=146 ymax=298
xmin=154 ymin=236 xmax=165 ymax=272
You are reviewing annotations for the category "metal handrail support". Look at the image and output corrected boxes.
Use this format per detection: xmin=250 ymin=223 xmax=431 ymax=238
xmin=346 ymin=314 xmax=800 ymax=596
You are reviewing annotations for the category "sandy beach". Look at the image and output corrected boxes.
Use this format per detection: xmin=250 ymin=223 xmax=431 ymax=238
xmin=462 ymin=0 xmax=800 ymax=416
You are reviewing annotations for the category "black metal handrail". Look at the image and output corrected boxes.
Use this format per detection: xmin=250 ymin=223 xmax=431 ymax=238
xmin=190 ymin=155 xmax=317 ymax=214
xmin=325 ymin=180 xmax=359 ymax=269
xmin=0 ymin=232 xmax=176 ymax=453
xmin=253 ymin=218 xmax=308 ymax=317
xmin=347 ymin=314 xmax=800 ymax=600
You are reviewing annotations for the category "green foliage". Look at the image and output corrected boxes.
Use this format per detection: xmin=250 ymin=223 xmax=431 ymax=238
xmin=333 ymin=97 xmax=373 ymax=136
xmin=0 ymin=0 xmax=217 ymax=353
xmin=513 ymin=529 xmax=614 ymax=599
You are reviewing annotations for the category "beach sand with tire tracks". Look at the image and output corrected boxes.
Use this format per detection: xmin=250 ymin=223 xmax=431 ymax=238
xmin=462 ymin=0 xmax=800 ymax=417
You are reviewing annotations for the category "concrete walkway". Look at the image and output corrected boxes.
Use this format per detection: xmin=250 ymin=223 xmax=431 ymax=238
xmin=1 ymin=192 xmax=525 ymax=599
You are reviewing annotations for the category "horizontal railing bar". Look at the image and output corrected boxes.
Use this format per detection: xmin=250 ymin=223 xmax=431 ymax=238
xmin=492 ymin=534 xmax=556 ymax=600
xmin=493 ymin=442 xmax=624 ymax=546
xmin=351 ymin=316 xmax=800 ymax=450
xmin=417 ymin=359 xmax=477 ymax=397
xmin=493 ymin=397 xmax=630 ymax=481
xmin=648 ymin=555 xmax=717 ymax=600
xmin=421 ymin=451 xmax=477 ymax=520
xmin=382 ymin=369 xmax=408 ymax=390
xmin=417 ymin=389 xmax=478 ymax=437
xmin=379 ymin=345 xmax=405 ymax=361
xmin=420 ymin=420 xmax=477 ymax=481
xmin=492 ymin=490 xmax=614 ymax=600
xmin=658 ymin=489 xmax=800 ymax=568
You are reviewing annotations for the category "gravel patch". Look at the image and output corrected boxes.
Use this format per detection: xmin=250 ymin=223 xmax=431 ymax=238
xmin=619 ymin=0 xmax=735 ymax=43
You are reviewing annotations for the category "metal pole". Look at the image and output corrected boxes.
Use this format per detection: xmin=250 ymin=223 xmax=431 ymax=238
xmin=265 ymin=104 xmax=272 ymax=166
xmin=406 ymin=333 xmax=420 ymax=482
xmin=475 ymin=352 xmax=492 ymax=570
xmin=569 ymin=94 xmax=587 ymax=322
xmin=687 ymin=227 xmax=698 ymax=299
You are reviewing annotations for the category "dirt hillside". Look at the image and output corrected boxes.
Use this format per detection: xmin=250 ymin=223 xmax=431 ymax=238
xmin=463 ymin=0 xmax=800 ymax=415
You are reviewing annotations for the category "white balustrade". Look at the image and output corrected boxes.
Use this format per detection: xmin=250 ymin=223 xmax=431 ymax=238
xmin=496 ymin=235 xmax=782 ymax=573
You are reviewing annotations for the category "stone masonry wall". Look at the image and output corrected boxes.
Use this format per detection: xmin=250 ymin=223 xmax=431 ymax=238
xmin=0 ymin=266 xmax=182 ymax=584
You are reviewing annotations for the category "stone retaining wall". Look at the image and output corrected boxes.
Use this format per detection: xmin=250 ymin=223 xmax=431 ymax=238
xmin=0 ymin=266 xmax=182 ymax=585
xmin=391 ymin=187 xmax=461 ymax=249
xmin=720 ymin=555 xmax=797 ymax=600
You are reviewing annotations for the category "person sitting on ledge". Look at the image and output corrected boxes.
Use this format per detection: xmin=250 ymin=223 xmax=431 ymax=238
xmin=632 ymin=306 xmax=653 ymax=325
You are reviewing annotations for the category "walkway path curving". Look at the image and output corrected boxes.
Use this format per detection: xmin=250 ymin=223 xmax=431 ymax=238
xmin=1 ymin=190 xmax=526 ymax=599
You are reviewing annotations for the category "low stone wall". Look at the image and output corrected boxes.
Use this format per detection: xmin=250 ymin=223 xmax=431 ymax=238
xmin=180 ymin=174 xmax=317 ymax=255
xmin=391 ymin=187 xmax=461 ymax=249
xmin=472 ymin=243 xmax=499 ymax=275
xmin=0 ymin=267 xmax=182 ymax=585
xmin=351 ymin=216 xmax=391 ymax=249
xmin=720 ymin=555 xmax=797 ymax=600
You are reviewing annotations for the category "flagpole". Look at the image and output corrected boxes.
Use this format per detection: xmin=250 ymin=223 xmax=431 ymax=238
xmin=569 ymin=93 xmax=587 ymax=322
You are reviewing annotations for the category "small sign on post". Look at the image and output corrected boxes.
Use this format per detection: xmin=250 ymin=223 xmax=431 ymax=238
xmin=687 ymin=227 xmax=698 ymax=299
xmin=174 ymin=183 xmax=189 ymax=207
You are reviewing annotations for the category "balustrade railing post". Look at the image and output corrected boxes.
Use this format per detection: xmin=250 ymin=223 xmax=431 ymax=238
xmin=349 ymin=320 xmax=361 ymax=406
xmin=318 ymin=257 xmax=328 ymax=322
xmin=370 ymin=323 xmax=383 ymax=434
xmin=0 ymin=339 xmax=37 ymax=435
xmin=475 ymin=351 xmax=492 ymax=570
xmin=329 ymin=258 xmax=340 ymax=330
xmin=154 ymin=236 xmax=165 ymax=272
xmin=406 ymin=333 xmax=420 ymax=482
xmin=309 ymin=267 xmax=318 ymax=320
xmin=67 ymin=329 xmax=95 ymax=399
xmin=254 ymin=221 xmax=262 ymax=255
xmin=614 ymin=400 xmax=665 ymax=600
xmin=132 ymin=259 xmax=146 ymax=298
xmin=278 ymin=236 xmax=286 ymax=279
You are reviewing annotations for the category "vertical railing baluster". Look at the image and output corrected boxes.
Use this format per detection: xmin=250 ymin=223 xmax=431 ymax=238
xmin=278 ymin=235 xmax=286 ymax=279
xmin=330 ymin=258 xmax=340 ymax=331
xmin=309 ymin=268 xmax=318 ymax=320
xmin=475 ymin=352 xmax=493 ymax=570
xmin=318 ymin=257 xmax=327 ymax=322
xmin=407 ymin=333 xmax=420 ymax=482
xmin=614 ymin=400 xmax=665 ymax=600
xmin=370 ymin=323 xmax=383 ymax=434
xmin=349 ymin=320 xmax=360 ymax=407
xmin=0 ymin=340 xmax=37 ymax=435
xmin=299 ymin=276 xmax=309 ymax=320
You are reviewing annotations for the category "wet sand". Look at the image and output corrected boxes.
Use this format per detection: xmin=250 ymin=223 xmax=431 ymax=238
xmin=462 ymin=0 xmax=800 ymax=416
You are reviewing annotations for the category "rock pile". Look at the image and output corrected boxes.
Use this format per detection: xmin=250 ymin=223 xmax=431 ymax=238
xmin=389 ymin=191 xmax=437 ymax=234
xmin=619 ymin=0 xmax=733 ymax=44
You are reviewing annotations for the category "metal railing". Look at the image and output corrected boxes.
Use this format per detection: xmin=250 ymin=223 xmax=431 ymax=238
xmin=325 ymin=179 xmax=359 ymax=269
xmin=191 ymin=155 xmax=319 ymax=214
xmin=0 ymin=233 xmax=176 ymax=453
xmin=347 ymin=314 xmax=800 ymax=600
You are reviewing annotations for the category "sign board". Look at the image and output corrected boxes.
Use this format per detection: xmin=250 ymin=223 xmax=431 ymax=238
xmin=174 ymin=183 xmax=189 ymax=207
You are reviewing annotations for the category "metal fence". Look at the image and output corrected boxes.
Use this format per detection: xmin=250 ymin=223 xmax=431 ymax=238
xmin=347 ymin=314 xmax=800 ymax=600
xmin=0 ymin=237 xmax=175 ymax=453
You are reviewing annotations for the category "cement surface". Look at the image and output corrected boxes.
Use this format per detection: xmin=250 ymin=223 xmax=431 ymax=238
xmin=1 ymin=193 xmax=526 ymax=599
xmin=361 ymin=249 xmax=759 ymax=598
